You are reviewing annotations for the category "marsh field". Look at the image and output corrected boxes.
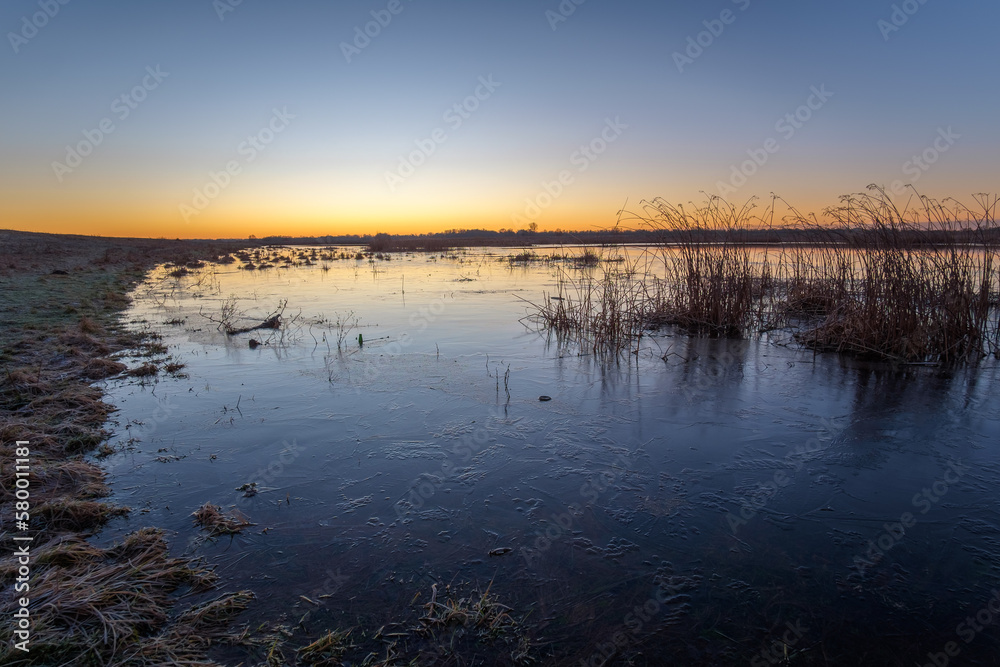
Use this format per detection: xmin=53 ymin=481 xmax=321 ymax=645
xmin=4 ymin=192 xmax=1000 ymax=666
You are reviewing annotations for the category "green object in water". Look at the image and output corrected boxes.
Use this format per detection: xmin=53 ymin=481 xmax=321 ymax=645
xmin=358 ymin=333 xmax=363 ymax=345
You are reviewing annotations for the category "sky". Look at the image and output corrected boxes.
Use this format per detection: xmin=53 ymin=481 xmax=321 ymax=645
xmin=1 ymin=0 xmax=998 ymax=239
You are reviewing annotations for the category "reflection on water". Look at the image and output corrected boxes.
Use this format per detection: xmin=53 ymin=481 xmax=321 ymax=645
xmin=99 ymin=247 xmax=1000 ymax=665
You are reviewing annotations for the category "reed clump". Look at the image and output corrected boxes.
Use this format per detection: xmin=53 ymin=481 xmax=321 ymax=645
xmin=576 ymin=247 xmax=602 ymax=266
xmin=643 ymin=196 xmax=773 ymax=337
xmin=523 ymin=187 xmax=999 ymax=363
xmin=520 ymin=251 xmax=647 ymax=357
xmin=788 ymin=188 xmax=999 ymax=362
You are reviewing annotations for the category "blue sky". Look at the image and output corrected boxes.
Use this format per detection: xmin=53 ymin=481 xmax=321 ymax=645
xmin=2 ymin=0 xmax=997 ymax=237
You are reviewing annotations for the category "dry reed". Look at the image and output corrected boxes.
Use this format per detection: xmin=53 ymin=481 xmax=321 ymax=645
xmin=522 ymin=187 xmax=999 ymax=363
xmin=193 ymin=502 xmax=255 ymax=535
xmin=0 ymin=529 xmax=253 ymax=666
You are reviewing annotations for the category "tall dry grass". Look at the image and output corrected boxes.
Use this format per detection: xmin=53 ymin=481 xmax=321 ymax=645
xmin=787 ymin=187 xmax=999 ymax=362
xmin=643 ymin=195 xmax=774 ymax=337
xmin=523 ymin=186 xmax=1000 ymax=363
xmin=520 ymin=255 xmax=647 ymax=358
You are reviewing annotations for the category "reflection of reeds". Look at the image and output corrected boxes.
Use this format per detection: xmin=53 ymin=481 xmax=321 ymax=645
xmin=523 ymin=187 xmax=1000 ymax=363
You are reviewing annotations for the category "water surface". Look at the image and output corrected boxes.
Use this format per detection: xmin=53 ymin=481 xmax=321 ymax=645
xmin=99 ymin=247 xmax=1000 ymax=665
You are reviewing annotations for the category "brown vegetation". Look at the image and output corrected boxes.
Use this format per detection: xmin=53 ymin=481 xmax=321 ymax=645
xmin=0 ymin=229 xmax=254 ymax=665
xmin=234 ymin=582 xmax=533 ymax=666
xmin=524 ymin=187 xmax=1000 ymax=364
xmin=193 ymin=503 xmax=255 ymax=535
xmin=0 ymin=528 xmax=253 ymax=665
xmin=787 ymin=189 xmax=998 ymax=361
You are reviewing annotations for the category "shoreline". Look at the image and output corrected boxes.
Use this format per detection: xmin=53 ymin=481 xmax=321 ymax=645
xmin=0 ymin=230 xmax=253 ymax=664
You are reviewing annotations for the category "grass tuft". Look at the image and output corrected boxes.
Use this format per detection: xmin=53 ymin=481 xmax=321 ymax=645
xmin=193 ymin=502 xmax=255 ymax=535
xmin=0 ymin=529 xmax=249 ymax=666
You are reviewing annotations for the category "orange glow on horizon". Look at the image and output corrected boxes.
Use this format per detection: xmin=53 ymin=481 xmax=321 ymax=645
xmin=3 ymin=192 xmax=843 ymax=239
xmin=8 ymin=167 xmax=986 ymax=240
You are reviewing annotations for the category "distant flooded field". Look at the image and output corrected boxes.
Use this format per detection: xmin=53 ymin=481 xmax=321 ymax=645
xmin=96 ymin=246 xmax=1000 ymax=665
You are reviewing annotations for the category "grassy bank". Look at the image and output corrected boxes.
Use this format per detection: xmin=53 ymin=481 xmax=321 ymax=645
xmin=0 ymin=230 xmax=256 ymax=665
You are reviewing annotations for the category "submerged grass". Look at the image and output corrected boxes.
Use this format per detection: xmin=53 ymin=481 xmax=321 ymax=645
xmin=0 ymin=528 xmax=254 ymax=665
xmin=523 ymin=186 xmax=1000 ymax=364
xmin=295 ymin=629 xmax=353 ymax=665
xmin=193 ymin=502 xmax=255 ymax=535
xmin=231 ymin=582 xmax=535 ymax=667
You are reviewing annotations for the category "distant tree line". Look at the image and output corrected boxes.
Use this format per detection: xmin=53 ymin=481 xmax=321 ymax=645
xmin=252 ymin=225 xmax=1000 ymax=252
